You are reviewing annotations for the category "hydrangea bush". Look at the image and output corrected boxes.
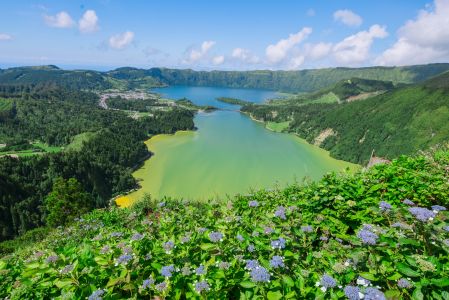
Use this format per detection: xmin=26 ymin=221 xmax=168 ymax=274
xmin=0 ymin=149 xmax=448 ymax=299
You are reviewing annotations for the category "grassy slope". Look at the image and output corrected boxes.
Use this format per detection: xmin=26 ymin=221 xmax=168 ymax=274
xmin=1 ymin=148 xmax=448 ymax=299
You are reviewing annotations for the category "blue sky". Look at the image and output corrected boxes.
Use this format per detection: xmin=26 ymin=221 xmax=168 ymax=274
xmin=1 ymin=0 xmax=449 ymax=70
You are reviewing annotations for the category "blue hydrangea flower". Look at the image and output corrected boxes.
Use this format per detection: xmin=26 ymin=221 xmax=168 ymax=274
xmin=142 ymin=276 xmax=155 ymax=289
xmin=209 ymin=231 xmax=223 ymax=242
xmin=60 ymin=264 xmax=74 ymax=274
xmin=236 ymin=234 xmax=244 ymax=242
xmin=432 ymin=205 xmax=447 ymax=212
xmin=197 ymin=227 xmax=207 ymax=233
xmin=264 ymin=227 xmax=274 ymax=234
xmin=245 ymin=259 xmax=260 ymax=270
xmin=391 ymin=222 xmax=411 ymax=230
xmin=357 ymin=276 xmax=371 ymax=287
xmin=116 ymin=254 xmax=133 ymax=265
xmin=194 ymin=281 xmax=210 ymax=293
xmin=110 ymin=231 xmax=123 ymax=238
xmin=301 ymin=225 xmax=313 ymax=233
xmin=444 ymin=226 xmax=449 ymax=232
xmin=320 ymin=274 xmax=337 ymax=288
xmin=250 ymin=266 xmax=270 ymax=283
xmin=158 ymin=202 xmax=166 ymax=207
xmin=131 ymin=233 xmax=144 ymax=241
xmin=181 ymin=235 xmax=191 ymax=243
xmin=269 ymin=256 xmax=284 ymax=268
xmin=271 ymin=237 xmax=286 ymax=249
xmin=397 ymin=278 xmax=412 ymax=289
xmin=379 ymin=201 xmax=392 ymax=212
xmin=249 ymin=200 xmax=259 ymax=207
xmin=100 ymin=245 xmax=110 ymax=254
xmin=409 ymin=207 xmax=436 ymax=221
xmin=88 ymin=289 xmax=105 ymax=300
xmin=163 ymin=241 xmax=175 ymax=253
xmin=320 ymin=236 xmax=329 ymax=241
xmin=365 ymin=287 xmax=386 ymax=300
xmin=357 ymin=229 xmax=378 ymax=245
xmin=344 ymin=286 xmax=361 ymax=300
xmin=402 ymin=199 xmax=415 ymax=206
xmin=155 ymin=281 xmax=167 ymax=292
xmin=218 ymin=261 xmax=230 ymax=270
xmin=45 ymin=255 xmax=59 ymax=264
xmin=247 ymin=244 xmax=255 ymax=252
xmin=161 ymin=265 xmax=175 ymax=277
xmin=195 ymin=265 xmax=206 ymax=275
xmin=274 ymin=206 xmax=286 ymax=219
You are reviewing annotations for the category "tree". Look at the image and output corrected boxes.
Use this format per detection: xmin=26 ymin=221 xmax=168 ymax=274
xmin=44 ymin=177 xmax=93 ymax=227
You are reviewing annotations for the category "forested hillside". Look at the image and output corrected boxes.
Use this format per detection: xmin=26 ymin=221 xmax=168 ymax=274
xmin=242 ymin=72 xmax=449 ymax=163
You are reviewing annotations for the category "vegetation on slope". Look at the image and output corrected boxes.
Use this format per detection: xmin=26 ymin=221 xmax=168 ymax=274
xmin=242 ymin=72 xmax=449 ymax=164
xmin=0 ymin=148 xmax=448 ymax=299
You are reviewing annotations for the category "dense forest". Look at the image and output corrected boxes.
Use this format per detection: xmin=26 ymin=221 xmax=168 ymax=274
xmin=242 ymin=71 xmax=449 ymax=163
xmin=0 ymin=85 xmax=194 ymax=241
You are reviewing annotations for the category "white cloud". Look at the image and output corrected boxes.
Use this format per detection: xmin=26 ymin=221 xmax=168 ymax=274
xmin=79 ymin=10 xmax=99 ymax=33
xmin=288 ymin=55 xmax=305 ymax=70
xmin=0 ymin=33 xmax=12 ymax=41
xmin=231 ymin=48 xmax=260 ymax=64
xmin=376 ymin=0 xmax=449 ymax=65
xmin=334 ymin=9 xmax=363 ymax=27
xmin=44 ymin=11 xmax=75 ymax=28
xmin=109 ymin=31 xmax=134 ymax=49
xmin=304 ymin=42 xmax=333 ymax=60
xmin=265 ymin=27 xmax=312 ymax=64
xmin=333 ymin=24 xmax=388 ymax=64
xmin=184 ymin=40 xmax=216 ymax=64
xmin=212 ymin=55 xmax=225 ymax=65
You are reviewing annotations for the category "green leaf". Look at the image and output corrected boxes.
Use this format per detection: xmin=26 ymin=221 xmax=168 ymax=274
xmin=385 ymin=289 xmax=401 ymax=299
xmin=431 ymin=278 xmax=449 ymax=287
xmin=412 ymin=287 xmax=424 ymax=300
xmin=54 ymin=279 xmax=73 ymax=288
xmin=267 ymin=291 xmax=283 ymax=300
xmin=359 ymin=272 xmax=378 ymax=281
xmin=0 ymin=261 xmax=6 ymax=270
xmin=397 ymin=263 xmax=420 ymax=277
xmin=200 ymin=243 xmax=215 ymax=250
xmin=282 ymin=275 xmax=295 ymax=287
xmin=387 ymin=273 xmax=402 ymax=280
xmin=240 ymin=281 xmax=256 ymax=289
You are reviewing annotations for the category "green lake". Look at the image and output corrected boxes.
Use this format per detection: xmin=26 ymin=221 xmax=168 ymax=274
xmin=124 ymin=86 xmax=356 ymax=204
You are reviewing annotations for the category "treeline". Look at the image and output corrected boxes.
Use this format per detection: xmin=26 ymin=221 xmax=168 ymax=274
xmin=0 ymin=85 xmax=195 ymax=241
xmin=242 ymin=72 xmax=449 ymax=164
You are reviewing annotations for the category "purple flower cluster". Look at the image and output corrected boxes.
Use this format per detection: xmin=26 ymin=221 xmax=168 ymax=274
xmin=301 ymin=225 xmax=313 ymax=233
xmin=264 ymin=227 xmax=274 ymax=234
xmin=364 ymin=287 xmax=385 ymax=300
xmin=274 ymin=206 xmax=286 ymax=219
xmin=142 ymin=276 xmax=155 ymax=289
xmin=271 ymin=237 xmax=286 ymax=249
xmin=161 ymin=265 xmax=175 ymax=277
xmin=155 ymin=281 xmax=167 ymax=292
xmin=45 ymin=255 xmax=59 ymax=264
xmin=245 ymin=259 xmax=260 ymax=270
xmin=88 ymin=289 xmax=105 ymax=300
xmin=194 ymin=281 xmax=210 ymax=293
xmin=247 ymin=244 xmax=255 ymax=252
xmin=195 ymin=265 xmax=206 ymax=275
xmin=320 ymin=274 xmax=337 ymax=288
xmin=269 ymin=256 xmax=284 ymax=268
xmin=236 ymin=234 xmax=244 ymax=242
xmin=209 ymin=231 xmax=224 ymax=242
xmin=218 ymin=261 xmax=231 ymax=270
xmin=131 ymin=233 xmax=144 ymax=241
xmin=432 ymin=205 xmax=447 ymax=212
xmin=60 ymin=264 xmax=74 ymax=274
xmin=379 ymin=201 xmax=392 ymax=212
xmin=110 ymin=231 xmax=123 ymax=238
xmin=402 ymin=199 xmax=415 ymax=206
xmin=409 ymin=207 xmax=436 ymax=222
xmin=344 ymin=286 xmax=361 ymax=300
xmin=116 ymin=254 xmax=133 ymax=265
xmin=357 ymin=228 xmax=379 ymax=245
xmin=397 ymin=278 xmax=412 ymax=288
xmin=250 ymin=266 xmax=270 ymax=283
xmin=249 ymin=200 xmax=259 ymax=207
xmin=163 ymin=241 xmax=175 ymax=253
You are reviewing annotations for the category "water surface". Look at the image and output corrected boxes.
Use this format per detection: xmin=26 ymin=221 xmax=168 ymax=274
xmin=124 ymin=86 xmax=356 ymax=203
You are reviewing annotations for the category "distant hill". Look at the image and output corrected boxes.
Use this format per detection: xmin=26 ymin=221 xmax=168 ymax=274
xmin=243 ymin=71 xmax=449 ymax=163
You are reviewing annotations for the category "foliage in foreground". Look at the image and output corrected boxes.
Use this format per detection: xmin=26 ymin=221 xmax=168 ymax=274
xmin=1 ymin=148 xmax=449 ymax=299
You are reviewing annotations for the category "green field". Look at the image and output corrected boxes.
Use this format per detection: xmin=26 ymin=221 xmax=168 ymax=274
xmin=265 ymin=121 xmax=290 ymax=132
xmin=64 ymin=132 xmax=97 ymax=152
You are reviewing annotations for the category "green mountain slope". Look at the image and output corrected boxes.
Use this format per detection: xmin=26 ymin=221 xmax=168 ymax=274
xmin=243 ymin=71 xmax=449 ymax=164
xmin=1 ymin=148 xmax=448 ymax=299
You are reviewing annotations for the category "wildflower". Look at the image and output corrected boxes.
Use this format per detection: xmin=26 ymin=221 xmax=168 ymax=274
xmin=209 ymin=231 xmax=224 ymax=242
xmin=271 ymin=237 xmax=286 ymax=249
xmin=252 ymin=231 xmax=260 ymax=237
xmin=218 ymin=261 xmax=230 ymax=270
xmin=131 ymin=233 xmax=144 ymax=241
xmin=92 ymin=234 xmax=103 ymax=241
xmin=357 ymin=276 xmax=371 ymax=287
xmin=88 ymin=289 xmax=105 ymax=300
xmin=320 ymin=274 xmax=337 ymax=289
xmin=409 ymin=207 xmax=435 ymax=222
xmin=163 ymin=241 xmax=175 ymax=253
xmin=197 ymin=227 xmax=207 ymax=234
xmin=236 ymin=234 xmax=244 ymax=242
xmin=110 ymin=232 xmax=123 ymax=238
xmin=194 ymin=281 xmax=210 ymax=293
xmin=161 ymin=265 xmax=175 ymax=277
xmin=245 ymin=259 xmax=260 ymax=270
xmin=397 ymin=278 xmax=412 ymax=289
xmin=274 ymin=206 xmax=286 ymax=219
xmin=142 ymin=277 xmax=155 ymax=289
xmin=155 ymin=281 xmax=167 ymax=292
xmin=60 ymin=264 xmax=74 ymax=275
xmin=320 ymin=236 xmax=329 ymax=241
xmin=357 ymin=228 xmax=378 ymax=245
xmin=391 ymin=222 xmax=412 ymax=230
xmin=122 ymin=246 xmax=133 ymax=255
xmin=269 ymin=256 xmax=284 ymax=268
xmin=379 ymin=201 xmax=392 ymax=212
xmin=116 ymin=254 xmax=133 ymax=266
xmin=158 ymin=201 xmax=166 ymax=207
xmin=249 ymin=200 xmax=259 ymax=207
xmin=250 ymin=266 xmax=270 ymax=283
xmin=364 ymin=287 xmax=385 ymax=300
xmin=344 ymin=286 xmax=361 ymax=300
xmin=181 ymin=266 xmax=192 ymax=276
xmin=432 ymin=205 xmax=447 ymax=212
xmin=264 ymin=226 xmax=274 ymax=234
xmin=195 ymin=265 xmax=206 ymax=275
xmin=247 ymin=244 xmax=255 ymax=252
xmin=402 ymin=199 xmax=415 ymax=206
xmin=443 ymin=239 xmax=449 ymax=247
xmin=181 ymin=234 xmax=191 ymax=243
xmin=301 ymin=225 xmax=313 ymax=233
xmin=45 ymin=255 xmax=59 ymax=264
xmin=100 ymin=245 xmax=110 ymax=254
